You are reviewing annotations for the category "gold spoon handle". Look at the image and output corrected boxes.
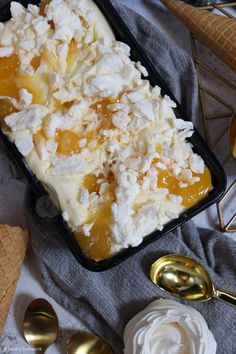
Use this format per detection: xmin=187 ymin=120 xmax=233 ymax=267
xmin=214 ymin=288 xmax=236 ymax=307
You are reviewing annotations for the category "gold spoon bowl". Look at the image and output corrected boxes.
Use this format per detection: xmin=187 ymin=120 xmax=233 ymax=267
xmin=23 ymin=298 xmax=59 ymax=353
xmin=150 ymin=254 xmax=236 ymax=306
xmin=66 ymin=332 xmax=114 ymax=354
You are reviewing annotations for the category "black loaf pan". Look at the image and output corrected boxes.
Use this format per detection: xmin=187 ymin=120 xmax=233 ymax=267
xmin=0 ymin=0 xmax=227 ymax=271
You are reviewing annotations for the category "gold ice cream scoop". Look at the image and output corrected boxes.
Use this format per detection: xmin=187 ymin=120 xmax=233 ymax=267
xmin=66 ymin=332 xmax=114 ymax=354
xmin=150 ymin=254 xmax=236 ymax=306
xmin=23 ymin=298 xmax=59 ymax=353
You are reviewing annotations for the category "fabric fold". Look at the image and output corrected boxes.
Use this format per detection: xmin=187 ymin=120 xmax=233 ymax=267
xmin=25 ymin=197 xmax=236 ymax=353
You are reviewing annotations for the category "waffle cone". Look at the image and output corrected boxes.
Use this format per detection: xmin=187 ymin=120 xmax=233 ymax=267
xmin=0 ymin=225 xmax=28 ymax=336
xmin=162 ymin=0 xmax=236 ymax=72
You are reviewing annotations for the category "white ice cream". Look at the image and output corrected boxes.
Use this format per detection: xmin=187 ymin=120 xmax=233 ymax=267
xmin=0 ymin=0 xmax=209 ymax=258
xmin=123 ymin=299 xmax=217 ymax=354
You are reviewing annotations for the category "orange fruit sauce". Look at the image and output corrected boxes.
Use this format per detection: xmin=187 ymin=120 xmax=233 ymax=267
xmin=55 ymin=129 xmax=81 ymax=156
xmin=76 ymin=171 xmax=116 ymax=261
xmin=75 ymin=202 xmax=112 ymax=261
xmin=0 ymin=54 xmax=20 ymax=128
xmin=91 ymin=98 xmax=116 ymax=131
xmin=0 ymin=52 xmax=47 ymax=115
xmin=0 ymin=53 xmax=19 ymax=100
xmin=157 ymin=167 xmax=212 ymax=208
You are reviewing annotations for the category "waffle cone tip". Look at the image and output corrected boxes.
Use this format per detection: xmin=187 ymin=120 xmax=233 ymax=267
xmin=161 ymin=0 xmax=236 ymax=72
xmin=0 ymin=224 xmax=29 ymax=337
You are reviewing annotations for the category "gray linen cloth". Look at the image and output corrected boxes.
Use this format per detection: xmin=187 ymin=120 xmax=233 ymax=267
xmin=0 ymin=1 xmax=235 ymax=354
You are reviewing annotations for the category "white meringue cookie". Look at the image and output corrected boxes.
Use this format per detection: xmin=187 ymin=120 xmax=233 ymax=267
xmin=123 ymin=299 xmax=217 ymax=354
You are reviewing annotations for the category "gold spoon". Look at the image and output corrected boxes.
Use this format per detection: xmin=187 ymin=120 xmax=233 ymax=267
xmin=150 ymin=254 xmax=236 ymax=306
xmin=66 ymin=332 xmax=114 ymax=354
xmin=229 ymin=112 xmax=236 ymax=159
xmin=23 ymin=298 xmax=59 ymax=353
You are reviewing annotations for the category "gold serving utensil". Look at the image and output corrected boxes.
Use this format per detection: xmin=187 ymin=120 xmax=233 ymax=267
xmin=66 ymin=332 xmax=114 ymax=354
xmin=150 ymin=254 xmax=236 ymax=306
xmin=229 ymin=112 xmax=236 ymax=159
xmin=23 ymin=298 xmax=59 ymax=353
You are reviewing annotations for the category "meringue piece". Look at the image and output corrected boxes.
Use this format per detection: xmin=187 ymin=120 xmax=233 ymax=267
xmin=62 ymin=211 xmax=69 ymax=222
xmin=82 ymin=222 xmax=94 ymax=236
xmin=127 ymin=91 xmax=145 ymax=103
xmin=173 ymin=118 xmax=193 ymax=132
xmin=49 ymin=72 xmax=64 ymax=90
xmin=5 ymin=105 xmax=48 ymax=132
xmin=132 ymin=99 xmax=155 ymax=122
xmin=54 ymin=26 xmax=73 ymax=42
xmin=112 ymin=41 xmax=130 ymax=56
xmin=34 ymin=136 xmax=57 ymax=161
xmin=112 ymin=111 xmax=130 ymax=130
xmin=169 ymin=194 xmax=183 ymax=204
xmin=32 ymin=17 xmax=50 ymax=36
xmin=124 ymin=299 xmax=217 ymax=354
xmin=85 ymin=73 xmax=124 ymax=98
xmin=27 ymin=4 xmax=39 ymax=16
xmin=15 ymin=134 xmax=34 ymax=156
xmin=0 ymin=47 xmax=14 ymax=57
xmin=136 ymin=61 xmax=148 ymax=77
xmin=79 ymin=188 xmax=89 ymax=204
xmin=19 ymin=88 xmax=33 ymax=107
xmin=49 ymin=154 xmax=88 ymax=175
xmin=97 ymin=53 xmax=123 ymax=74
xmin=19 ymin=39 xmax=35 ymax=51
xmin=10 ymin=2 xmax=26 ymax=17
xmin=189 ymin=154 xmax=204 ymax=174
xmin=44 ymin=113 xmax=76 ymax=138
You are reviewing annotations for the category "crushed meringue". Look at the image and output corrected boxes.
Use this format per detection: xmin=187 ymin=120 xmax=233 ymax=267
xmin=0 ymin=0 xmax=212 ymax=261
